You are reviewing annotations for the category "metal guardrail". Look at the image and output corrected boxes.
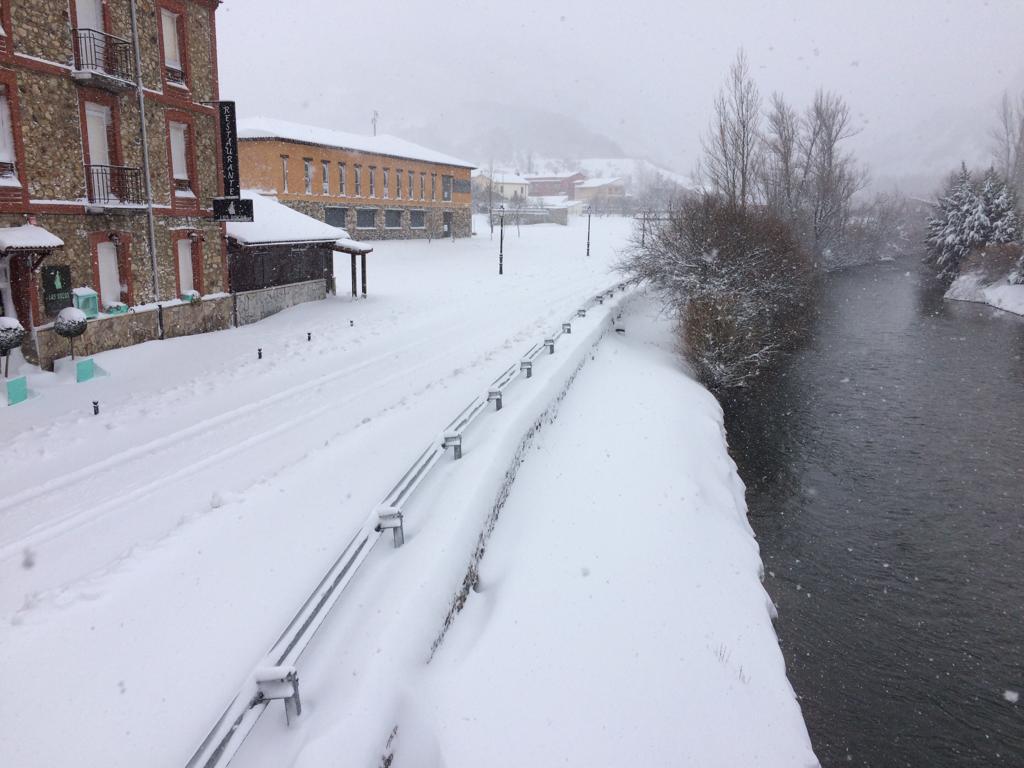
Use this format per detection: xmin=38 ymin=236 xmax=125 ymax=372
xmin=186 ymin=282 xmax=629 ymax=768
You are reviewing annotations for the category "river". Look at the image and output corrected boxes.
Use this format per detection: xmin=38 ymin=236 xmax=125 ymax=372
xmin=725 ymin=258 xmax=1024 ymax=766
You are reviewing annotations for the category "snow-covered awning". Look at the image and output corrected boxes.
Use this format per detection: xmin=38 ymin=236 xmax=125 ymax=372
xmin=334 ymin=237 xmax=373 ymax=256
xmin=226 ymin=190 xmax=348 ymax=246
xmin=0 ymin=224 xmax=65 ymax=252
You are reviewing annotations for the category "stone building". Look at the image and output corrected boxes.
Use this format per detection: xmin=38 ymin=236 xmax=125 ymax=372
xmin=0 ymin=0 xmax=229 ymax=370
xmin=237 ymin=118 xmax=474 ymax=241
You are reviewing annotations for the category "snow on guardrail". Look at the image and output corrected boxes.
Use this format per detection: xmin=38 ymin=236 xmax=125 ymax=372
xmin=185 ymin=281 xmax=630 ymax=768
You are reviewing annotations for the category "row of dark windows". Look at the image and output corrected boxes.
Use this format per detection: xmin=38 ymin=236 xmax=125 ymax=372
xmin=326 ymin=206 xmax=429 ymax=230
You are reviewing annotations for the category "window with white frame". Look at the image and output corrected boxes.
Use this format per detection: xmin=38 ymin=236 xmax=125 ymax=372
xmin=384 ymin=209 xmax=401 ymax=228
xmin=338 ymin=162 xmax=346 ymax=195
xmin=354 ymin=164 xmax=361 ymax=195
xmin=420 ymin=172 xmax=425 ymax=200
xmin=410 ymin=209 xmax=426 ymax=229
xmin=407 ymin=170 xmax=414 ymax=201
xmin=169 ymin=121 xmax=191 ymax=194
xmin=396 ymin=168 xmax=402 ymax=199
xmin=303 ymin=158 xmax=312 ymax=194
xmin=281 ymin=155 xmax=289 ymax=192
xmin=177 ymin=238 xmax=194 ymax=294
xmin=160 ymin=9 xmax=184 ymax=83
xmin=431 ymin=173 xmax=437 ymax=201
xmin=97 ymin=241 xmax=121 ymax=308
xmin=0 ymin=87 xmax=18 ymax=183
xmin=369 ymin=166 xmax=376 ymax=197
xmin=383 ymin=168 xmax=389 ymax=199
xmin=321 ymin=160 xmax=330 ymax=195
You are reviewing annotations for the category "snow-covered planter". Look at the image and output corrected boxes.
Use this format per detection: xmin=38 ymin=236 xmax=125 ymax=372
xmin=0 ymin=316 xmax=25 ymax=377
xmin=54 ymin=306 xmax=88 ymax=359
xmin=103 ymin=302 xmax=129 ymax=315
xmin=181 ymin=290 xmax=200 ymax=303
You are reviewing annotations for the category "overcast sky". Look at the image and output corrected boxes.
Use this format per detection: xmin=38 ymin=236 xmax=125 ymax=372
xmin=218 ymin=0 xmax=1024 ymax=191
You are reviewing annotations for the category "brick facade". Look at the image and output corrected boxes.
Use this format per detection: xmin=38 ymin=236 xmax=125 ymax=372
xmin=239 ymin=136 xmax=474 ymax=241
xmin=0 ymin=0 xmax=228 ymax=369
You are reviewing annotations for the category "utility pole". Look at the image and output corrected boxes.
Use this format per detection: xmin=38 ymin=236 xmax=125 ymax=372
xmin=498 ymin=205 xmax=504 ymax=275
xmin=586 ymin=206 xmax=592 ymax=257
xmin=128 ymin=0 xmax=161 ymax=336
xmin=371 ymin=110 xmax=379 ymax=136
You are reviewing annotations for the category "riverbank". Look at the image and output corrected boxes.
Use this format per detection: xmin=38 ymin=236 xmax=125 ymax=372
xmin=392 ymin=294 xmax=817 ymax=767
xmin=946 ymin=271 xmax=1024 ymax=315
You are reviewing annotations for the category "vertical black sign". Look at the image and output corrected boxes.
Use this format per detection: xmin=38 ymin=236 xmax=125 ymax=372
xmin=218 ymin=100 xmax=240 ymax=199
xmin=41 ymin=265 xmax=73 ymax=316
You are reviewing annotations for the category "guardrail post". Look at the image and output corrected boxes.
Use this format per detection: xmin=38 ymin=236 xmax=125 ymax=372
xmin=562 ymin=322 xmax=571 ymax=334
xmin=254 ymin=667 xmax=302 ymax=726
xmin=487 ymin=387 xmax=503 ymax=411
xmin=596 ymin=295 xmax=604 ymax=304
xmin=376 ymin=507 xmax=405 ymax=547
xmin=520 ymin=359 xmax=533 ymax=379
xmin=442 ymin=431 xmax=463 ymax=460
xmin=544 ymin=338 xmax=555 ymax=354
xmin=576 ymin=308 xmax=586 ymax=318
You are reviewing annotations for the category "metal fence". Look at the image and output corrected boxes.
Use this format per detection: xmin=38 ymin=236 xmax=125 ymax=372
xmin=185 ymin=282 xmax=629 ymax=768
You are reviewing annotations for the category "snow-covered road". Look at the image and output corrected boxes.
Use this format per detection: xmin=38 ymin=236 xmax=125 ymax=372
xmin=0 ymin=217 xmax=628 ymax=767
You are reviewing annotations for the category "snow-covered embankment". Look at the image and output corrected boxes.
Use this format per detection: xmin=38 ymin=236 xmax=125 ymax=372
xmin=946 ymin=271 xmax=1024 ymax=316
xmin=383 ymin=294 xmax=818 ymax=766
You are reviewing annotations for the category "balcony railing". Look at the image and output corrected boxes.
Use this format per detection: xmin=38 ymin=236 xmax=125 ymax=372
xmin=85 ymin=164 xmax=145 ymax=206
xmin=73 ymin=28 xmax=135 ymax=84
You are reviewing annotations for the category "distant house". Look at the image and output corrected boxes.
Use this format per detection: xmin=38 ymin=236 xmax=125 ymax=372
xmin=574 ymin=177 xmax=627 ymax=211
xmin=526 ymin=173 xmax=587 ymax=199
xmin=237 ymin=118 xmax=475 ymax=241
xmin=475 ymin=171 xmax=530 ymax=200
xmin=225 ymin=191 xmax=371 ymax=325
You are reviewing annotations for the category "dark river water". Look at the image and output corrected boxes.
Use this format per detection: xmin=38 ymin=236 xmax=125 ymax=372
xmin=725 ymin=259 xmax=1024 ymax=767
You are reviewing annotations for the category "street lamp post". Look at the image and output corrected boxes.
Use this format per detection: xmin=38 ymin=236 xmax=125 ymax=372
xmin=586 ymin=206 xmax=592 ymax=257
xmin=499 ymin=205 xmax=505 ymax=275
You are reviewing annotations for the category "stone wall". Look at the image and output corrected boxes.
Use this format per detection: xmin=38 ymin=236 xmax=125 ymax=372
xmin=34 ymin=307 xmax=160 ymax=369
xmin=234 ymin=279 xmax=326 ymax=326
xmin=161 ymin=294 xmax=232 ymax=339
xmin=31 ymin=293 xmax=231 ymax=370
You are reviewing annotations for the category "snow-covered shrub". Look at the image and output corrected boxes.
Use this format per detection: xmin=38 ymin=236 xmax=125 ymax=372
xmin=621 ymin=193 xmax=815 ymax=391
xmin=0 ymin=316 xmax=25 ymax=355
xmin=55 ymin=306 xmax=88 ymax=359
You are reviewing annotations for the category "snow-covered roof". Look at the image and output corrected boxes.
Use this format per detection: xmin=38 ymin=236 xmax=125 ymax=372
xmin=575 ymin=177 xmax=623 ymax=189
xmin=335 ymin=237 xmax=373 ymax=255
xmin=227 ymin=190 xmax=350 ymax=245
xmin=491 ymin=172 xmax=530 ymax=185
xmin=525 ymin=173 xmax=584 ymax=181
xmin=0 ymin=224 xmax=64 ymax=251
xmin=238 ymin=117 xmax=475 ymax=169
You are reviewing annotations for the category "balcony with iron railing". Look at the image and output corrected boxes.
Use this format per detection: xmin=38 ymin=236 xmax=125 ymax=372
xmin=85 ymin=164 xmax=145 ymax=207
xmin=71 ymin=28 xmax=135 ymax=90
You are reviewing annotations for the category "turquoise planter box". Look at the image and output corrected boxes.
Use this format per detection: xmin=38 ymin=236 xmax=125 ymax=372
xmin=76 ymin=358 xmax=95 ymax=382
xmin=73 ymin=288 xmax=99 ymax=319
xmin=6 ymin=375 xmax=27 ymax=406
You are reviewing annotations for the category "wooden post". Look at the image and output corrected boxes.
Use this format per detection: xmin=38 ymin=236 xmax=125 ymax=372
xmin=361 ymin=252 xmax=367 ymax=297
xmin=350 ymin=253 xmax=357 ymax=298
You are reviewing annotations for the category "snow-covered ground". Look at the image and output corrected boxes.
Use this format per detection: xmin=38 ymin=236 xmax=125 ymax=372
xmin=0 ymin=216 xmax=626 ymax=766
xmin=946 ymin=271 xmax=1024 ymax=316
xmin=1 ymin=216 xmax=813 ymax=767
xmin=404 ymin=295 xmax=816 ymax=767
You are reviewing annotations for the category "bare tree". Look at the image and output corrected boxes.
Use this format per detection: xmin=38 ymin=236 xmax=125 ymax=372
xmin=990 ymin=91 xmax=1024 ymax=201
xmin=700 ymin=49 xmax=762 ymax=213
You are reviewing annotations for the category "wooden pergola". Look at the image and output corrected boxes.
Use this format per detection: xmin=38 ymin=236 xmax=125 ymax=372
xmin=334 ymin=238 xmax=374 ymax=298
